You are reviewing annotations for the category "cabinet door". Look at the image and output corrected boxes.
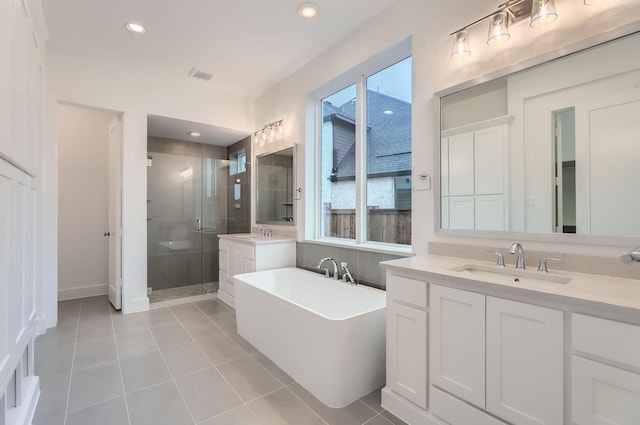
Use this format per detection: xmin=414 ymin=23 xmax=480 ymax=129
xmin=448 ymin=133 xmax=474 ymax=196
xmin=227 ymin=243 xmax=243 ymax=283
xmin=475 ymin=195 xmax=504 ymax=231
xmin=486 ymin=297 xmax=563 ymax=425
xmin=572 ymin=356 xmax=640 ymax=425
xmin=474 ymin=126 xmax=505 ymax=195
xmin=449 ymin=196 xmax=474 ymax=229
xmin=430 ymin=285 xmax=485 ymax=408
xmin=387 ymin=300 xmax=427 ymax=409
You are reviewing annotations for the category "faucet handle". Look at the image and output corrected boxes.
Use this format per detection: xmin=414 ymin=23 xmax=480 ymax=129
xmin=537 ymin=257 xmax=560 ymax=273
xmin=486 ymin=251 xmax=505 ymax=268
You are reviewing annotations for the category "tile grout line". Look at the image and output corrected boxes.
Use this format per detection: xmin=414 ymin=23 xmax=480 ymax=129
xmin=110 ymin=304 xmax=134 ymax=425
xmin=146 ymin=305 xmax=200 ymax=425
xmin=175 ymin=302 xmax=263 ymax=423
xmin=60 ymin=301 xmax=81 ymax=425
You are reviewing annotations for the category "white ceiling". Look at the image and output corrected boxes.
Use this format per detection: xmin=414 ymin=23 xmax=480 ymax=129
xmin=43 ymin=0 xmax=399 ymax=146
xmin=147 ymin=114 xmax=249 ymax=146
xmin=42 ymin=0 xmax=399 ymax=99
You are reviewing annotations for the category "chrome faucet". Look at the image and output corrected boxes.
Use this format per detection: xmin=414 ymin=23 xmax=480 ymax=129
xmin=341 ymin=262 xmax=356 ymax=285
xmin=620 ymin=244 xmax=640 ymax=263
xmin=509 ymin=242 xmax=526 ymax=269
xmin=317 ymin=257 xmax=339 ymax=280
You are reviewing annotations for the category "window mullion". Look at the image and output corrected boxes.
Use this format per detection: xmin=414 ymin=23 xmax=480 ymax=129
xmin=355 ymin=75 xmax=367 ymax=244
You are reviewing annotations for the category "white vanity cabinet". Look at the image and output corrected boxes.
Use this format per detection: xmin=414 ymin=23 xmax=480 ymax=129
xmin=217 ymin=235 xmax=295 ymax=307
xmin=429 ymin=284 xmax=564 ymax=425
xmin=572 ymin=314 xmax=640 ymax=425
xmin=386 ymin=273 xmax=428 ymax=409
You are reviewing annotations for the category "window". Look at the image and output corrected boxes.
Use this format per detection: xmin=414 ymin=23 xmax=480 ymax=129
xmin=317 ymin=56 xmax=412 ymax=246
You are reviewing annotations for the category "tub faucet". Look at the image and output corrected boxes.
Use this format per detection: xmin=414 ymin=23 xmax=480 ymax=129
xmin=317 ymin=258 xmax=339 ymax=280
xmin=341 ymin=262 xmax=356 ymax=285
xmin=509 ymin=242 xmax=526 ymax=269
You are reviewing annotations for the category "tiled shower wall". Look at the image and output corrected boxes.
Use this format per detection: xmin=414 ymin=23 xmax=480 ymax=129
xmin=147 ymin=137 xmax=229 ymax=292
xmin=226 ymin=136 xmax=252 ymax=234
xmin=296 ymin=242 xmax=406 ymax=289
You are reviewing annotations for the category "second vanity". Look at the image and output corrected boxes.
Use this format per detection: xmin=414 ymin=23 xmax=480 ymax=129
xmin=380 ymin=254 xmax=640 ymax=425
xmin=218 ymin=233 xmax=296 ymax=307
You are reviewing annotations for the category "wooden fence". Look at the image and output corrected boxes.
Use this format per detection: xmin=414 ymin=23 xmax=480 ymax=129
xmin=326 ymin=208 xmax=411 ymax=245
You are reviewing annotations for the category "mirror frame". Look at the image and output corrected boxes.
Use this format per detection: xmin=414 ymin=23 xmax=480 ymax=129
xmin=255 ymin=144 xmax=297 ymax=226
xmin=434 ymin=26 xmax=640 ymax=247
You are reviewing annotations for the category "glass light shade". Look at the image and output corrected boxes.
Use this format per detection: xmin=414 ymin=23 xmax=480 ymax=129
xmin=530 ymin=0 xmax=558 ymax=27
xmin=277 ymin=122 xmax=284 ymax=134
xmin=268 ymin=125 xmax=276 ymax=139
xmin=583 ymin=0 xmax=600 ymax=4
xmin=487 ymin=12 xmax=510 ymax=45
xmin=451 ymin=31 xmax=471 ymax=58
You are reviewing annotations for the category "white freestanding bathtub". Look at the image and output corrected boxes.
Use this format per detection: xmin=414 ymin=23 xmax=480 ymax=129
xmin=233 ymin=267 xmax=386 ymax=408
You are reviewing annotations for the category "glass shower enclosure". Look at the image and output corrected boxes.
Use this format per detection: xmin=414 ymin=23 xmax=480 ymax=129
xmin=146 ymin=152 xmax=227 ymax=302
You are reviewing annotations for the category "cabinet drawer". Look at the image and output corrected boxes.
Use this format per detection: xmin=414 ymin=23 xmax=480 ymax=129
xmin=219 ymin=251 xmax=227 ymax=271
xmin=573 ymin=314 xmax=640 ymax=369
xmin=572 ymin=356 xmax=640 ymax=425
xmin=243 ymin=245 xmax=255 ymax=260
xmin=431 ymin=386 xmax=507 ymax=425
xmin=387 ymin=274 xmax=427 ymax=309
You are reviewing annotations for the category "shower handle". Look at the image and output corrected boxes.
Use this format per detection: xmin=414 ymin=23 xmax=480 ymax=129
xmin=195 ymin=219 xmax=201 ymax=232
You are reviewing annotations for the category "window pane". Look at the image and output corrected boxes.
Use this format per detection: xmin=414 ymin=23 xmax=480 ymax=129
xmin=320 ymin=84 xmax=357 ymax=239
xmin=366 ymin=57 xmax=412 ymax=245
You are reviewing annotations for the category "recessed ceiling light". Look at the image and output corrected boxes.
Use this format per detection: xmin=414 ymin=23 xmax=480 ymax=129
xmin=297 ymin=3 xmax=319 ymax=18
xmin=189 ymin=131 xmax=201 ymax=137
xmin=125 ymin=21 xmax=146 ymax=35
xmin=383 ymin=109 xmax=394 ymax=115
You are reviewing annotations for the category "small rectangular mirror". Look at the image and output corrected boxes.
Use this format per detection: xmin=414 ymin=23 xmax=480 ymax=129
xmin=256 ymin=145 xmax=296 ymax=226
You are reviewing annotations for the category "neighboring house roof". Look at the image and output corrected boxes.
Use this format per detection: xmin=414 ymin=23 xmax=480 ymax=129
xmin=323 ymin=90 xmax=411 ymax=180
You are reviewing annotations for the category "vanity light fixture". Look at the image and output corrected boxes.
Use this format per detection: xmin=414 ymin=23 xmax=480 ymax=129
xmin=189 ymin=131 xmax=201 ymax=137
xmin=297 ymin=3 xmax=319 ymax=18
xmin=254 ymin=120 xmax=284 ymax=144
xmin=487 ymin=11 xmax=510 ymax=44
xmin=451 ymin=30 xmax=471 ymax=58
xmin=449 ymin=0 xmax=568 ymax=59
xmin=125 ymin=21 xmax=146 ymax=35
xmin=530 ymin=0 xmax=558 ymax=27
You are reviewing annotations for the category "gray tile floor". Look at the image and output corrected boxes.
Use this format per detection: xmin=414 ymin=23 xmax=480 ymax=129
xmin=34 ymin=296 xmax=406 ymax=425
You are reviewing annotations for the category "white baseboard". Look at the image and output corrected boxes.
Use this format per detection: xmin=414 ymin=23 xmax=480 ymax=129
xmin=58 ymin=284 xmax=108 ymax=301
xmin=382 ymin=387 xmax=445 ymax=425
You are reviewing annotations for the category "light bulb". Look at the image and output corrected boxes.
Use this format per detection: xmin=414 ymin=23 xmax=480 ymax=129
xmin=451 ymin=31 xmax=471 ymax=58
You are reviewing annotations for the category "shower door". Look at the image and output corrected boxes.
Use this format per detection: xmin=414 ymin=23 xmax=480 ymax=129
xmin=147 ymin=153 xmax=226 ymax=302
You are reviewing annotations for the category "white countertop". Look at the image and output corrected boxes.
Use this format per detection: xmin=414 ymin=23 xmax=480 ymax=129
xmin=218 ymin=233 xmax=296 ymax=245
xmin=381 ymin=255 xmax=640 ymax=313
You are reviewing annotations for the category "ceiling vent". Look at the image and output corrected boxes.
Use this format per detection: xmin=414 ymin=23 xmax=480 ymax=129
xmin=188 ymin=67 xmax=215 ymax=82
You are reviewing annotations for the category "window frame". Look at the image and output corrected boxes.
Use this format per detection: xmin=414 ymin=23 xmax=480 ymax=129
xmin=308 ymin=41 xmax=413 ymax=254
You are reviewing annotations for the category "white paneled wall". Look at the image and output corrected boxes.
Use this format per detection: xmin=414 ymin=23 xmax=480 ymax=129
xmin=0 ymin=0 xmax=44 ymax=423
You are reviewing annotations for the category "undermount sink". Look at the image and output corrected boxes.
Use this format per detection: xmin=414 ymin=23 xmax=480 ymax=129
xmin=450 ymin=264 xmax=572 ymax=284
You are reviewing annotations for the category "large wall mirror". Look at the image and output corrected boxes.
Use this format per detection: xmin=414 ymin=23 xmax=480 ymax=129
xmin=439 ymin=32 xmax=640 ymax=238
xmin=256 ymin=145 xmax=296 ymax=226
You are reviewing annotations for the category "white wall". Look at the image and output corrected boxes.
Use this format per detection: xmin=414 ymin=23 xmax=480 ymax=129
xmin=254 ymin=0 xmax=640 ymax=256
xmin=44 ymin=49 xmax=254 ymax=313
xmin=57 ymin=105 xmax=115 ymax=300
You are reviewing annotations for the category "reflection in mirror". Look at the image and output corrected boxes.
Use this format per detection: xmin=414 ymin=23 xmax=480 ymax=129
xmin=440 ymin=32 xmax=640 ymax=237
xmin=256 ymin=146 xmax=295 ymax=225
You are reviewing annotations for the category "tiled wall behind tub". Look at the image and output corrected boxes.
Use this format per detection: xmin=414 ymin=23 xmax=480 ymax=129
xmin=296 ymin=242 xmax=406 ymax=289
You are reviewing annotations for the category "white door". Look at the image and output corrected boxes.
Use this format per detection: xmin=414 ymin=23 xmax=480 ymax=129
xmin=575 ymin=91 xmax=640 ymax=236
xmin=108 ymin=116 xmax=122 ymax=310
